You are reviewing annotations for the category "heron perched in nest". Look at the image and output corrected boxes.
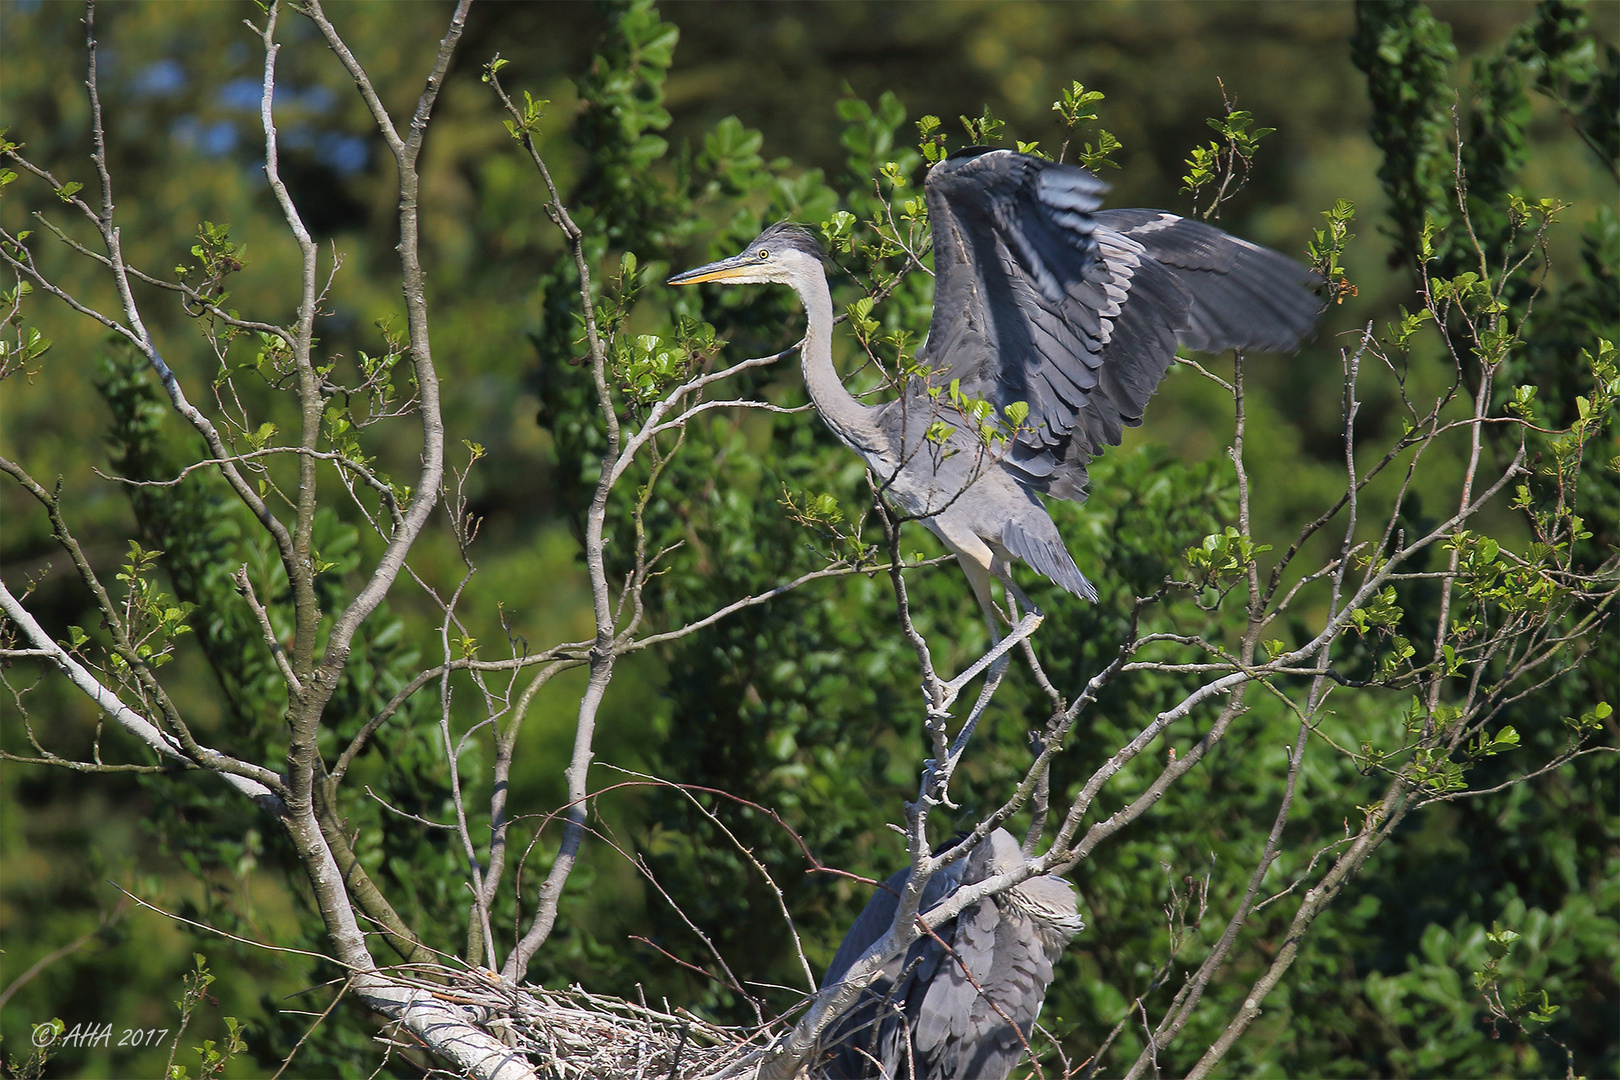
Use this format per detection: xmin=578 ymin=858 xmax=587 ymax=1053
xmin=671 ymin=148 xmax=1321 ymax=627
xmin=812 ymin=828 xmax=1083 ymax=1080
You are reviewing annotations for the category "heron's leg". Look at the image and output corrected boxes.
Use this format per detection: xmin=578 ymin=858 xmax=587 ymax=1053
xmin=915 ymin=548 xmax=1014 ymax=803
xmin=955 ymin=555 xmax=1011 ymax=747
xmin=933 ymin=535 xmax=1042 ymax=775
xmin=958 ymin=545 xmax=1004 ymax=632
xmin=996 ymin=565 xmax=1037 ymax=618
xmin=947 ymin=563 xmax=1044 ymax=762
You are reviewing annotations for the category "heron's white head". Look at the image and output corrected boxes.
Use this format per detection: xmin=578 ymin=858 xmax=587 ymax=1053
xmin=668 ymin=222 xmax=826 ymax=289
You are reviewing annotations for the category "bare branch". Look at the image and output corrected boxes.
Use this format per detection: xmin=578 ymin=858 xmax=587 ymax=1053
xmin=0 ymin=576 xmax=284 ymax=805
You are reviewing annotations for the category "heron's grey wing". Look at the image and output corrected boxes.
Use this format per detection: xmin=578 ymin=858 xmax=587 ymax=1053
xmin=909 ymin=898 xmax=1015 ymax=1080
xmin=1036 ymin=210 xmax=1322 ymax=500
xmin=905 ymin=870 xmax=1062 ymax=1076
xmin=1093 ymin=209 xmax=1321 ymax=354
xmin=821 ymin=865 xmax=910 ymax=992
xmin=903 ymin=829 xmax=1079 ymax=1080
xmin=922 ymin=147 xmax=1110 ymax=436
xmin=921 ymin=148 xmax=1321 ymax=503
xmin=821 ymin=858 xmax=969 ymax=990
xmin=819 ymin=866 xmax=908 ymax=1080
xmin=818 ymin=857 xmax=971 ymax=1079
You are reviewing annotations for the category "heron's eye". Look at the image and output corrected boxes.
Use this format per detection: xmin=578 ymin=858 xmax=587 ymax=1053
xmin=757 ymin=248 xmax=770 ymax=260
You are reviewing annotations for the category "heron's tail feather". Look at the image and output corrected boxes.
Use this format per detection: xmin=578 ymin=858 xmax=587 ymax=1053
xmin=1003 ymin=519 xmax=1098 ymax=602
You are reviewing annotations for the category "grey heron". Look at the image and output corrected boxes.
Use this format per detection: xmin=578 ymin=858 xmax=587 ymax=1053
xmin=670 ymin=148 xmax=1321 ymax=623
xmin=814 ymin=828 xmax=1083 ymax=1080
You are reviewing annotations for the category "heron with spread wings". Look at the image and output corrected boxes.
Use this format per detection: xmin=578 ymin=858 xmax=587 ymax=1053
xmin=671 ymin=147 xmax=1320 ymax=627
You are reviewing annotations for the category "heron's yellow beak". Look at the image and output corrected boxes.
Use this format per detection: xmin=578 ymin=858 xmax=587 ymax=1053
xmin=667 ymin=254 xmax=757 ymax=286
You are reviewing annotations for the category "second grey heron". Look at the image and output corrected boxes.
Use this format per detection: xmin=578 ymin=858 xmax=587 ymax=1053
xmin=670 ymin=148 xmax=1321 ymax=622
xmin=813 ymin=828 xmax=1083 ymax=1080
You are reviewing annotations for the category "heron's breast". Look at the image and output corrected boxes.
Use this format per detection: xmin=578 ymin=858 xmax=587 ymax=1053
xmin=873 ymin=464 xmax=939 ymax=520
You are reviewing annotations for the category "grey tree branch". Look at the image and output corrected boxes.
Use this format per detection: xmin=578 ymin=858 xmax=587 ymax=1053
xmin=0 ymin=577 xmax=283 ymax=807
xmin=303 ymin=0 xmax=467 ymax=698
xmin=1184 ymin=780 xmax=1413 ymax=1080
xmin=251 ymin=2 xmax=324 ymax=688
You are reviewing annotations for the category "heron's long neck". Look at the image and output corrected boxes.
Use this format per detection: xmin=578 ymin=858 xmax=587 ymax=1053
xmin=796 ymin=268 xmax=882 ymax=452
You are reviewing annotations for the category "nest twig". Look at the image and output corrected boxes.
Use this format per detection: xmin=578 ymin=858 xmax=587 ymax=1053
xmin=386 ymin=965 xmax=787 ymax=1079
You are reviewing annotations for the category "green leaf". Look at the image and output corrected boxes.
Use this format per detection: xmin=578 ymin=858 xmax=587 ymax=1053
xmin=1076 ymin=129 xmax=1123 ymax=171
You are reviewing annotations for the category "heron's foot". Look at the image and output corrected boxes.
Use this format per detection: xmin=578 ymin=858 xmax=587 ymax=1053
xmin=920 ymin=756 xmax=959 ymax=806
xmin=927 ymin=749 xmax=966 ymax=809
xmin=1000 ymin=602 xmax=1044 ymax=630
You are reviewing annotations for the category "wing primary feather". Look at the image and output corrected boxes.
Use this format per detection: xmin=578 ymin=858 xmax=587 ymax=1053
xmin=1003 ymin=519 xmax=1096 ymax=601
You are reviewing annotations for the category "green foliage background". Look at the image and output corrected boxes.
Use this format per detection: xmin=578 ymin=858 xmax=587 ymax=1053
xmin=1 ymin=1 xmax=1614 ymax=1077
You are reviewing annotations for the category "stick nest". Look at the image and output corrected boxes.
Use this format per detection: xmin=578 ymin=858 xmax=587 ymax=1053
xmin=410 ymin=970 xmax=787 ymax=1079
